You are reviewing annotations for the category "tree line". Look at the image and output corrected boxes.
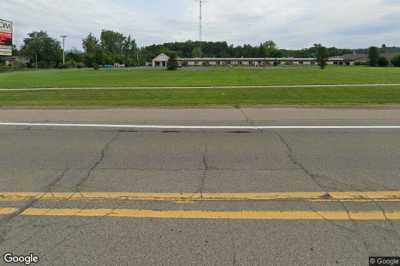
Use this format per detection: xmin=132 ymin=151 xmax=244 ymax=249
xmin=6 ymin=29 xmax=400 ymax=69
xmin=368 ymin=46 xmax=400 ymax=67
xmin=144 ymin=40 xmax=353 ymax=60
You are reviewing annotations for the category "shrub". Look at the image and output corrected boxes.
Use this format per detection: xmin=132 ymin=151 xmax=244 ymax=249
xmin=167 ymin=52 xmax=178 ymax=71
xmin=391 ymin=55 xmax=400 ymax=67
xmin=368 ymin=46 xmax=380 ymax=66
xmin=377 ymin=57 xmax=389 ymax=67
xmin=354 ymin=62 xmax=368 ymax=66
xmin=58 ymin=64 xmax=69 ymax=69
xmin=0 ymin=62 xmax=27 ymax=72
xmin=315 ymin=44 xmax=328 ymax=69
xmin=0 ymin=65 xmax=12 ymax=73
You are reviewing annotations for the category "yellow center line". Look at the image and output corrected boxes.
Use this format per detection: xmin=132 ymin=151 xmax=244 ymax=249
xmin=0 ymin=208 xmax=396 ymax=220
xmin=0 ymin=208 xmax=18 ymax=215
xmin=1 ymin=191 xmax=400 ymax=202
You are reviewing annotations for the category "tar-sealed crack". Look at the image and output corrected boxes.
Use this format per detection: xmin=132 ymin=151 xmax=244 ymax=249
xmin=0 ymin=132 xmax=121 ymax=245
xmin=239 ymin=108 xmax=253 ymax=126
xmin=274 ymin=131 xmax=373 ymax=253
xmin=0 ymin=168 xmax=69 ymax=245
xmin=75 ymin=132 xmax=120 ymax=191
xmin=274 ymin=132 xmax=327 ymax=191
xmin=198 ymin=144 xmax=209 ymax=198
xmin=371 ymin=201 xmax=400 ymax=242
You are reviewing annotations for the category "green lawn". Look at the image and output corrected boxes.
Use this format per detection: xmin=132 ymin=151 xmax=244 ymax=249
xmin=1 ymin=66 xmax=400 ymax=89
xmin=1 ymin=86 xmax=400 ymax=107
xmin=1 ymin=67 xmax=400 ymax=107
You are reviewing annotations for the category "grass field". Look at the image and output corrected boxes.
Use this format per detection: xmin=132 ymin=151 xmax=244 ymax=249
xmin=1 ymin=66 xmax=400 ymax=89
xmin=1 ymin=87 xmax=400 ymax=107
xmin=1 ymin=67 xmax=400 ymax=107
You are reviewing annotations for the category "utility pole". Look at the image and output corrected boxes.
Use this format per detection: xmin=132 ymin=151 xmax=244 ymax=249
xmin=61 ymin=35 xmax=67 ymax=65
xmin=34 ymin=32 xmax=38 ymax=70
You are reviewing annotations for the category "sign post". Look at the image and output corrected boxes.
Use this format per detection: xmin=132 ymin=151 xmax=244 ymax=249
xmin=0 ymin=19 xmax=13 ymax=56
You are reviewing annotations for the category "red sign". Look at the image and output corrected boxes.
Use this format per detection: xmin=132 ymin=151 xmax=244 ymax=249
xmin=0 ymin=32 xmax=12 ymax=46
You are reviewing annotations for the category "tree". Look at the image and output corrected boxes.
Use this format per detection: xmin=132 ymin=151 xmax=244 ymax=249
xmin=392 ymin=55 xmax=400 ymax=67
xmin=377 ymin=56 xmax=389 ymax=67
xmin=261 ymin=40 xmax=282 ymax=57
xmin=12 ymin=45 xmax=18 ymax=56
xmin=65 ymin=49 xmax=85 ymax=68
xmin=258 ymin=43 xmax=267 ymax=57
xmin=167 ymin=52 xmax=178 ymax=71
xmin=82 ymin=31 xmax=142 ymax=67
xmin=314 ymin=44 xmax=329 ymax=69
xmin=381 ymin=44 xmax=387 ymax=53
xmin=192 ymin=46 xmax=202 ymax=58
xmin=368 ymin=46 xmax=380 ymax=66
xmin=82 ymin=33 xmax=103 ymax=67
xmin=122 ymin=36 xmax=140 ymax=66
xmin=20 ymin=31 xmax=62 ymax=68
xmin=100 ymin=30 xmax=126 ymax=63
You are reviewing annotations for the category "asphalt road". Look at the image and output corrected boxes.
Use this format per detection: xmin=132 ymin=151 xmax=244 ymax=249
xmin=0 ymin=123 xmax=400 ymax=265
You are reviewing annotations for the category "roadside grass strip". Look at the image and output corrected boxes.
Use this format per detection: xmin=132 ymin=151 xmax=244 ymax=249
xmin=2 ymin=83 xmax=400 ymax=92
xmin=1 ymin=86 xmax=400 ymax=107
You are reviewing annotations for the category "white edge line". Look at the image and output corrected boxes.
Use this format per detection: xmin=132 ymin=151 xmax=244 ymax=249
xmin=1 ymin=122 xmax=400 ymax=130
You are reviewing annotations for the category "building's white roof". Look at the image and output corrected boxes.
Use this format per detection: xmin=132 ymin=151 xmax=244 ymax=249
xmin=152 ymin=53 xmax=170 ymax=61
xmin=152 ymin=53 xmax=345 ymax=62
xmin=177 ymin=57 xmax=344 ymax=61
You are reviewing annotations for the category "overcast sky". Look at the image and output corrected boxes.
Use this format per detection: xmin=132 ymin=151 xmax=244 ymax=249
xmin=2 ymin=0 xmax=400 ymax=50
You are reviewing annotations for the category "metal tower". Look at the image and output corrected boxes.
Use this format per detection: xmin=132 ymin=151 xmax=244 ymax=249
xmin=197 ymin=0 xmax=205 ymax=42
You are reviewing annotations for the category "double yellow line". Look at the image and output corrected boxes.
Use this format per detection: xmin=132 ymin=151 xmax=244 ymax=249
xmin=1 ymin=191 xmax=400 ymax=202
xmin=0 ymin=191 xmax=399 ymax=221
xmin=0 ymin=208 xmax=399 ymax=221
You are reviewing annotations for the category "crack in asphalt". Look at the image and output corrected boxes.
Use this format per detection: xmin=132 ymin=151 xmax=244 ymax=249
xmin=371 ymin=201 xmax=400 ymax=242
xmin=228 ymin=223 xmax=238 ymax=266
xmin=0 ymin=133 xmax=121 ymax=247
xmin=239 ymin=108 xmax=252 ymax=126
xmin=273 ymin=131 xmax=373 ymax=253
xmin=198 ymin=144 xmax=209 ymax=199
xmin=274 ymin=132 xmax=328 ymax=192
xmin=75 ymin=132 xmax=120 ymax=192
xmin=0 ymin=168 xmax=69 ymax=246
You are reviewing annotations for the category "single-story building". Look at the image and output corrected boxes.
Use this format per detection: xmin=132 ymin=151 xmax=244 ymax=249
xmin=1 ymin=56 xmax=29 ymax=67
xmin=342 ymin=52 xmax=400 ymax=65
xmin=152 ymin=53 xmax=348 ymax=68
xmin=342 ymin=53 xmax=369 ymax=65
xmin=152 ymin=53 xmax=170 ymax=68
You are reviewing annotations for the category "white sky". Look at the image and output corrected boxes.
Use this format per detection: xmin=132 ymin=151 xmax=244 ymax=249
xmin=1 ymin=0 xmax=400 ymax=50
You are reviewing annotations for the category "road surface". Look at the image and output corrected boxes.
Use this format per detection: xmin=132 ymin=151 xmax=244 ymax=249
xmin=0 ymin=108 xmax=400 ymax=265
